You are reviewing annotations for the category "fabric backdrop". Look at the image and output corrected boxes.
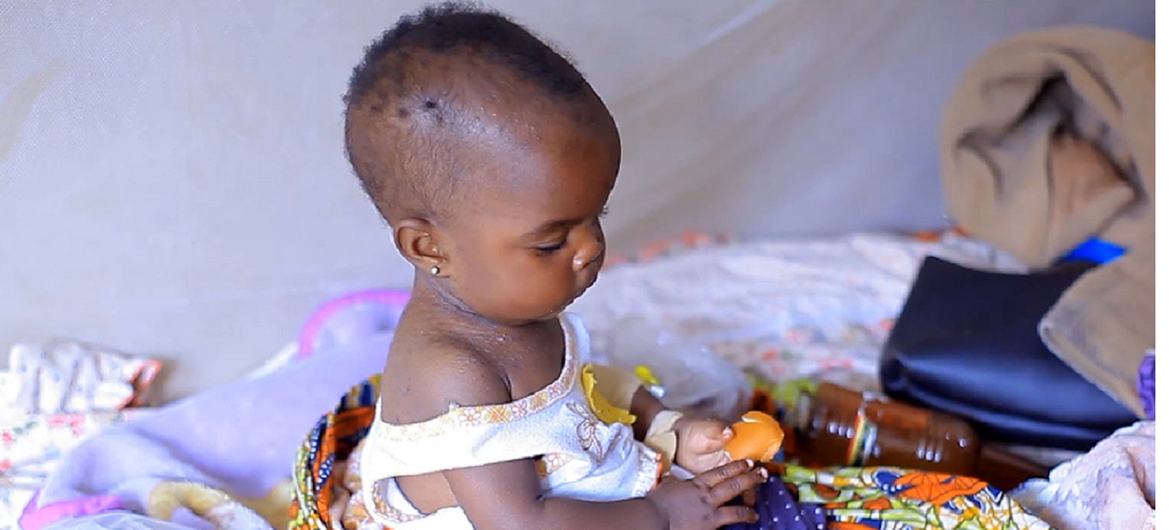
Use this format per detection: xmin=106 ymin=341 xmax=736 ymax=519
xmin=0 ymin=1 xmax=1153 ymax=400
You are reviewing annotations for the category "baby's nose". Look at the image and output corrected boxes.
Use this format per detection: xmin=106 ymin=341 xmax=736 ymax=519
xmin=572 ymin=238 xmax=605 ymax=271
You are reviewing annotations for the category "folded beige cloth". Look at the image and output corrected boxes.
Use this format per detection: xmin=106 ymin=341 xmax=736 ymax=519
xmin=939 ymin=26 xmax=1153 ymax=417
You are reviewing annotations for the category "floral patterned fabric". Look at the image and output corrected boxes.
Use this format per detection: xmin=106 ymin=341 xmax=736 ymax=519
xmin=1 ymin=412 xmax=124 ymax=530
xmin=781 ymin=465 xmax=1049 ymax=529
xmin=1 ymin=339 xmax=158 ymax=530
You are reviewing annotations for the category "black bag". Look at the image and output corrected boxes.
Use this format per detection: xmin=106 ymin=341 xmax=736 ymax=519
xmin=879 ymin=256 xmax=1138 ymax=451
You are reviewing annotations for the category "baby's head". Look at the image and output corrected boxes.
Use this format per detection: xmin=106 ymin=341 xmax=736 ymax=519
xmin=345 ymin=3 xmax=619 ymax=325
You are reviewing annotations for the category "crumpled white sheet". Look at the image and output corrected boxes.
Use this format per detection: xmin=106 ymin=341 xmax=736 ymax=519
xmin=571 ymin=231 xmax=1025 ymax=395
xmin=1014 ymin=421 xmax=1156 ymax=530
xmin=1 ymin=340 xmax=160 ymax=530
xmin=0 ymin=340 xmax=160 ymax=414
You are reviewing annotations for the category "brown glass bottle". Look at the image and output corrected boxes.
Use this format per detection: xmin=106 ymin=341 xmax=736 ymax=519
xmin=785 ymin=382 xmax=1048 ymax=490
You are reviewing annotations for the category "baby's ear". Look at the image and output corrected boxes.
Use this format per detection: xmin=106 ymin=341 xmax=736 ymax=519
xmin=393 ymin=217 xmax=446 ymax=273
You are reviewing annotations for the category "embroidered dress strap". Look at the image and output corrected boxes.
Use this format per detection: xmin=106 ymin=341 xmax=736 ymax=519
xmin=362 ymin=314 xmax=588 ymax=477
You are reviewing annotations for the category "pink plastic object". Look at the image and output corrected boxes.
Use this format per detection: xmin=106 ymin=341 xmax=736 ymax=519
xmin=297 ymin=289 xmax=411 ymax=359
xmin=20 ymin=491 xmax=123 ymax=530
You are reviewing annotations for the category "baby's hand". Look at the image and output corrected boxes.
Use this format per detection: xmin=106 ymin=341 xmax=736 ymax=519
xmin=647 ymin=459 xmax=765 ymax=530
xmin=674 ymin=417 xmax=732 ymax=474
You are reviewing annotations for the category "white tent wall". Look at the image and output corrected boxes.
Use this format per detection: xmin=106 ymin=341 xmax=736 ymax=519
xmin=0 ymin=1 xmax=1153 ymax=400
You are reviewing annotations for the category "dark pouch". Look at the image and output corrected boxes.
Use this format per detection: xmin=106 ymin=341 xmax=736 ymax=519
xmin=879 ymin=256 xmax=1137 ymax=450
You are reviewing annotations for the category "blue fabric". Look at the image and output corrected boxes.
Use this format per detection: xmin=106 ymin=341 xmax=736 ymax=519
xmin=723 ymin=476 xmax=827 ymax=530
xmin=1060 ymin=238 xmax=1125 ymax=265
xmin=1138 ymin=353 xmax=1154 ymax=419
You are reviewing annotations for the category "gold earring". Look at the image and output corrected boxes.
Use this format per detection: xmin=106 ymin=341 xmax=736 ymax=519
xmin=429 ymin=265 xmax=441 ymax=276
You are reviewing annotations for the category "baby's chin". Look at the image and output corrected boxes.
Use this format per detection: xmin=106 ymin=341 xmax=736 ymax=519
xmin=468 ymin=276 xmax=598 ymax=324
xmin=478 ymin=296 xmax=580 ymax=325
xmin=549 ymin=296 xmax=591 ymax=321
xmin=535 ymin=288 xmax=593 ymax=321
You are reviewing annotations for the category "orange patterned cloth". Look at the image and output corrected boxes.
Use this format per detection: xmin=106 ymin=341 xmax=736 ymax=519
xmin=780 ymin=465 xmax=1050 ymax=529
xmin=289 ymin=376 xmax=382 ymax=530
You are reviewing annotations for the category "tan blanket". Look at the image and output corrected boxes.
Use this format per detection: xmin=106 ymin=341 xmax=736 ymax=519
xmin=939 ymin=26 xmax=1153 ymax=417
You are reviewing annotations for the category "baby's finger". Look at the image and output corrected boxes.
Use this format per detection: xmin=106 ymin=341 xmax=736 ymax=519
xmin=742 ymin=483 xmax=758 ymax=507
xmin=687 ymin=421 xmax=727 ymax=449
xmin=690 ymin=450 xmax=730 ymax=474
xmin=683 ymin=449 xmax=725 ymax=472
xmin=696 ymin=421 xmax=728 ymax=438
xmin=694 ymin=459 xmax=754 ymax=488
xmin=709 ymin=466 xmax=767 ymax=505
xmin=714 ymin=505 xmax=759 ymax=526
xmin=694 ymin=432 xmax=727 ymax=453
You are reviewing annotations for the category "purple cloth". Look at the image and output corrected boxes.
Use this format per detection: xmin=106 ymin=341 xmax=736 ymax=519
xmin=723 ymin=476 xmax=827 ymax=530
xmin=29 ymin=291 xmax=406 ymax=528
xmin=1138 ymin=353 xmax=1154 ymax=419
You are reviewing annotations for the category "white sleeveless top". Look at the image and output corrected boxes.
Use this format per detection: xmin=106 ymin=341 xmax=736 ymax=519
xmin=360 ymin=313 xmax=664 ymax=529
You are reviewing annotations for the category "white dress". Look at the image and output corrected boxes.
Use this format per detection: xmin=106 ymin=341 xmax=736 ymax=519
xmin=360 ymin=313 xmax=664 ymax=529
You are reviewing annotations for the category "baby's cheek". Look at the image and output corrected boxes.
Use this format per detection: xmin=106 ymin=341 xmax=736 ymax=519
xmin=477 ymin=261 xmax=575 ymax=318
xmin=519 ymin=264 xmax=575 ymax=299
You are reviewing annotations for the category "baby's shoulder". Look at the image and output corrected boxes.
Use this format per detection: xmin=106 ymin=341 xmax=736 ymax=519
xmin=380 ymin=336 xmax=512 ymax=425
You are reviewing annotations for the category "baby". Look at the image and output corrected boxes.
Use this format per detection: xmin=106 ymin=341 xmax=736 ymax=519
xmin=344 ymin=4 xmax=767 ymax=529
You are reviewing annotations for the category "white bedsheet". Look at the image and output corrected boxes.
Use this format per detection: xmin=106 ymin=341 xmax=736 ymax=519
xmin=571 ymin=231 xmax=1024 ymax=397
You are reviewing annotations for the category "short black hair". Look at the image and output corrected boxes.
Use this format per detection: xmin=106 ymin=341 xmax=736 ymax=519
xmin=343 ymin=2 xmax=596 ymax=222
xmin=345 ymin=2 xmax=586 ymax=107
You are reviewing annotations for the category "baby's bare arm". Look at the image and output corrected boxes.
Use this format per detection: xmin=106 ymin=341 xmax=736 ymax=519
xmin=630 ymin=386 xmax=667 ymax=440
xmin=448 ymin=457 xmax=764 ymax=530
xmin=445 ymin=458 xmax=666 ymax=530
xmin=393 ymin=350 xmax=758 ymax=529
xmin=402 ymin=354 xmax=666 ymax=529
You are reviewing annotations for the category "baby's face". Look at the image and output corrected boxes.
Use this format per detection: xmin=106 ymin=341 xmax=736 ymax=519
xmin=442 ymin=110 xmax=619 ymax=324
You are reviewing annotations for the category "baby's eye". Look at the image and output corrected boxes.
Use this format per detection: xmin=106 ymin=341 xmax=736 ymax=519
xmin=534 ymin=239 xmax=567 ymax=255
